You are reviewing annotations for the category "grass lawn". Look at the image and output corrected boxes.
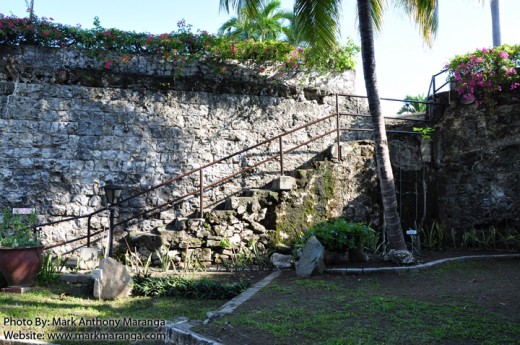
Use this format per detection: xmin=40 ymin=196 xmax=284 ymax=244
xmin=197 ymin=260 xmax=520 ymax=345
xmin=0 ymin=281 xmax=223 ymax=344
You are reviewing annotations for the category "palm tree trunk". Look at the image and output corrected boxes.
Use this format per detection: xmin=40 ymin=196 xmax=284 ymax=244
xmin=357 ymin=0 xmax=406 ymax=250
xmin=490 ymin=0 xmax=501 ymax=47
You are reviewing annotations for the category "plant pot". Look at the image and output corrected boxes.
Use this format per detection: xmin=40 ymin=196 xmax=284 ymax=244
xmin=0 ymin=246 xmax=43 ymax=287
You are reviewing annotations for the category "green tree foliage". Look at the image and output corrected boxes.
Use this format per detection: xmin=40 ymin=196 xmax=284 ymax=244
xmin=218 ymin=0 xmax=292 ymax=42
xmin=397 ymin=94 xmax=427 ymax=114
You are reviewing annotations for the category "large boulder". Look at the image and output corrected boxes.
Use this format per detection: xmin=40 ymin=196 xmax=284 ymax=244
xmin=295 ymin=236 xmax=325 ymax=277
xmin=93 ymin=257 xmax=132 ymax=300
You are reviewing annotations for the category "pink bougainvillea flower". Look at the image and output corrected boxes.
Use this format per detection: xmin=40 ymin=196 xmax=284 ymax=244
xmin=104 ymin=60 xmax=112 ymax=69
xmin=497 ymin=51 xmax=509 ymax=59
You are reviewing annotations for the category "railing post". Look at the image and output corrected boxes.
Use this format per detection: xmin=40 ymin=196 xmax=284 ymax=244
xmin=199 ymin=167 xmax=204 ymax=218
xmin=336 ymin=94 xmax=342 ymax=161
xmin=431 ymin=77 xmax=437 ymax=122
xmin=108 ymin=207 xmax=115 ymax=257
xmin=87 ymin=215 xmax=92 ymax=247
xmin=279 ymin=137 xmax=284 ymax=176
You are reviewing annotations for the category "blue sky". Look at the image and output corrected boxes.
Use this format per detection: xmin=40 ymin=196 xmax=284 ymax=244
xmin=1 ymin=0 xmax=520 ymax=114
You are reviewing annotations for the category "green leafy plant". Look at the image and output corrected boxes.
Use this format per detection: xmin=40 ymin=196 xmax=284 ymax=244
xmin=495 ymin=226 xmax=520 ymax=249
xmin=37 ymin=251 xmax=67 ymax=285
xmin=124 ymin=247 xmax=152 ymax=276
xmin=180 ymin=248 xmax=208 ymax=273
xmin=132 ymin=274 xmax=250 ymax=299
xmin=299 ymin=218 xmax=377 ymax=253
xmin=413 ymin=127 xmax=435 ymax=141
xmin=250 ymin=241 xmax=273 ymax=271
xmin=0 ymin=14 xmax=358 ymax=73
xmin=420 ymin=221 xmax=447 ymax=250
xmin=219 ymin=240 xmax=273 ymax=273
xmin=397 ymin=94 xmax=427 ymax=114
xmin=301 ymin=38 xmax=360 ymax=73
xmin=0 ymin=207 xmax=41 ymax=248
xmin=155 ymin=244 xmax=175 ymax=272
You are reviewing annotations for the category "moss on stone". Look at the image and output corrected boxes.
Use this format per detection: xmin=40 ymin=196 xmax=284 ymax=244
xmin=273 ymin=162 xmax=338 ymax=247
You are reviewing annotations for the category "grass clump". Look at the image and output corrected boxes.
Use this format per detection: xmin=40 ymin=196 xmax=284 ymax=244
xmin=132 ymin=274 xmax=250 ymax=299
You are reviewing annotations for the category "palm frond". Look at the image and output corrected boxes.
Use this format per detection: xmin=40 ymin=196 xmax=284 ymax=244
xmin=219 ymin=0 xmax=262 ymax=17
xmin=394 ymin=0 xmax=438 ymax=46
xmin=294 ymin=0 xmax=342 ymax=50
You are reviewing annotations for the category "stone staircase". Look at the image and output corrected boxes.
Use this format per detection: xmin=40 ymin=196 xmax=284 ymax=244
xmin=117 ymin=141 xmax=381 ymax=269
xmin=63 ymin=141 xmax=381 ymax=271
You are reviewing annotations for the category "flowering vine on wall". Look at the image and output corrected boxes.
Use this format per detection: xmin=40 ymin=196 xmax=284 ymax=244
xmin=0 ymin=14 xmax=359 ymax=74
xmin=447 ymin=45 xmax=520 ymax=108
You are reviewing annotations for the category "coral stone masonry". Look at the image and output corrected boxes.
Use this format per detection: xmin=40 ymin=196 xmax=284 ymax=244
xmin=1 ymin=45 xmax=518 ymax=265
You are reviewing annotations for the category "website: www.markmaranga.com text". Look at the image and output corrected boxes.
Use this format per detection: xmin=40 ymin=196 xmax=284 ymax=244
xmin=4 ymin=330 xmax=166 ymax=342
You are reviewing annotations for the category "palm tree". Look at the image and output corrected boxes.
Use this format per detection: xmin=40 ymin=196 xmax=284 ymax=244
xmin=281 ymin=12 xmax=307 ymax=47
xmin=220 ymin=0 xmax=438 ymax=255
xmin=490 ymin=0 xmax=501 ymax=46
xmin=25 ymin=0 xmax=35 ymax=20
xmin=218 ymin=0 xmax=292 ymax=42
xmin=219 ymin=14 xmax=255 ymax=40
xmin=477 ymin=0 xmax=501 ymax=47
xmin=397 ymin=94 xmax=427 ymax=115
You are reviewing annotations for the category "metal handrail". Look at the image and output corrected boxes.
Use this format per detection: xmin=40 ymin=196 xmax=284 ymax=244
xmin=38 ymin=94 xmax=429 ymax=252
xmin=426 ymin=69 xmax=450 ymax=120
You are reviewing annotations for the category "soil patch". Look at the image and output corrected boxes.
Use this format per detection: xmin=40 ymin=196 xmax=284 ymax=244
xmin=197 ymin=252 xmax=520 ymax=345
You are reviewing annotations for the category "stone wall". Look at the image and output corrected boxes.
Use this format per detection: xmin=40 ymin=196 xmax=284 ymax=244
xmin=127 ymin=141 xmax=383 ymax=267
xmin=0 ymin=45 xmax=367 ymax=254
xmin=2 ymin=45 xmax=517 ymax=262
xmin=432 ymin=92 xmax=520 ymax=231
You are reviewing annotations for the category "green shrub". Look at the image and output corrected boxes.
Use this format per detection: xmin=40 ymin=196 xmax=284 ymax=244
xmin=0 ymin=14 xmax=358 ymax=73
xmin=0 ymin=207 xmax=41 ymax=248
xmin=299 ymin=218 xmax=377 ymax=252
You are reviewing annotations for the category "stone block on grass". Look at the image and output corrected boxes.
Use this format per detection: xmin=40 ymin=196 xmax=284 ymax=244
xmin=93 ymin=257 xmax=132 ymax=300
xmin=295 ymin=236 xmax=325 ymax=277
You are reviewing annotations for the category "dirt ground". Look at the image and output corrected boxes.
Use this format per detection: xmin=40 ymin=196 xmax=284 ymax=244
xmin=197 ymin=251 xmax=520 ymax=345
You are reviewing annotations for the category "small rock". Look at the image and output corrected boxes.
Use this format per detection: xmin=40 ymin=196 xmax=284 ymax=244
xmin=78 ymin=247 xmax=100 ymax=270
xmin=384 ymin=249 xmax=417 ymax=265
xmin=270 ymin=253 xmax=293 ymax=269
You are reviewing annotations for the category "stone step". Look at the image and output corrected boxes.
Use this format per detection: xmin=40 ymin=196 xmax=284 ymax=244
xmin=64 ymin=247 xmax=101 ymax=270
xmin=224 ymin=196 xmax=256 ymax=212
xmin=269 ymin=175 xmax=296 ymax=191
xmin=242 ymin=188 xmax=279 ymax=206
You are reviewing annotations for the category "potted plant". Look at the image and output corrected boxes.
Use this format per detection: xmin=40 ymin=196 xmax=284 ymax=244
xmin=0 ymin=207 xmax=43 ymax=287
xmin=299 ymin=218 xmax=377 ymax=263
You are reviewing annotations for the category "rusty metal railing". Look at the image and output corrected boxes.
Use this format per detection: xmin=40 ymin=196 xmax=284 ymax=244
xmin=426 ymin=69 xmax=450 ymax=119
xmin=37 ymin=94 xmax=440 ymax=252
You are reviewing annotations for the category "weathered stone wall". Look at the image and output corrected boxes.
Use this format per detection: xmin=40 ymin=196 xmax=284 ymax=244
xmin=0 ymin=45 xmax=367 ymax=254
xmin=127 ymin=141 xmax=383 ymax=267
xmin=3 ymin=45 xmax=517 ymax=263
xmin=432 ymin=92 xmax=520 ymax=230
